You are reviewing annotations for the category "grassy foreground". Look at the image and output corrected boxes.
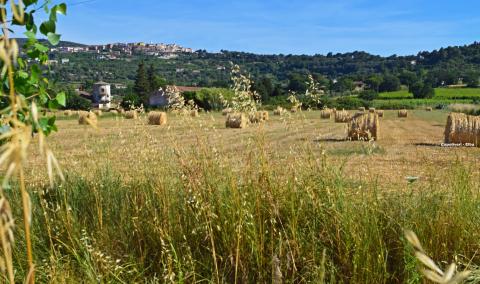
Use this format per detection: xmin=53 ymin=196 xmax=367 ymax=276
xmin=8 ymin=112 xmax=480 ymax=283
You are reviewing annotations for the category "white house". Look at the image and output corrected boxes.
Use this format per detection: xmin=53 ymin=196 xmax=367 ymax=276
xmin=92 ymin=81 xmax=112 ymax=109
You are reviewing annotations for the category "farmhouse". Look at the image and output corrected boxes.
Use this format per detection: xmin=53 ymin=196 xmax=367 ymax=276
xmin=77 ymin=82 xmax=113 ymax=109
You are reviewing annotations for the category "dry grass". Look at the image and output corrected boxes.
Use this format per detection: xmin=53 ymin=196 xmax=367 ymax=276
xmin=147 ymin=111 xmax=167 ymax=126
xmin=109 ymin=110 xmax=118 ymax=114
xmin=124 ymin=110 xmax=138 ymax=119
xmin=398 ymin=109 xmax=408 ymax=118
xmin=226 ymin=113 xmax=248 ymax=128
xmin=78 ymin=111 xmax=97 ymax=127
xmin=334 ymin=109 xmax=351 ymax=123
xmin=444 ymin=112 xmax=480 ymax=146
xmin=273 ymin=106 xmax=285 ymax=116
xmin=190 ymin=110 xmax=199 ymax=117
xmin=347 ymin=112 xmax=379 ymax=141
xmin=249 ymin=111 xmax=269 ymax=123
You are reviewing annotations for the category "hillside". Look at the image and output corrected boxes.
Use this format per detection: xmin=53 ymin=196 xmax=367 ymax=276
xmin=43 ymin=40 xmax=480 ymax=92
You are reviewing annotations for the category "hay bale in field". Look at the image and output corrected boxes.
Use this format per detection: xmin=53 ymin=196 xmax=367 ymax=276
xmin=222 ymin=108 xmax=233 ymax=116
xmin=226 ymin=113 xmax=248 ymax=128
xmin=334 ymin=109 xmax=351 ymax=123
xmin=320 ymin=109 xmax=332 ymax=119
xmin=64 ymin=110 xmax=73 ymax=116
xmin=78 ymin=111 xmax=97 ymax=126
xmin=398 ymin=109 xmax=408 ymax=118
xmin=426 ymin=107 xmax=433 ymax=112
xmin=369 ymin=108 xmax=376 ymax=113
xmin=190 ymin=109 xmax=199 ymax=117
xmin=377 ymin=110 xmax=384 ymax=117
xmin=347 ymin=112 xmax=379 ymax=141
xmin=290 ymin=107 xmax=298 ymax=113
xmin=93 ymin=109 xmax=102 ymax=116
xmin=358 ymin=107 xmax=366 ymax=112
xmin=444 ymin=112 xmax=480 ymax=146
xmin=124 ymin=110 xmax=138 ymax=119
xmin=147 ymin=111 xmax=167 ymax=125
xmin=249 ymin=111 xmax=269 ymax=123
xmin=273 ymin=106 xmax=285 ymax=116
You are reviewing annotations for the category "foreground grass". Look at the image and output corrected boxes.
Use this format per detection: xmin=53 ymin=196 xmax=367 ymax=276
xmin=6 ymin=126 xmax=480 ymax=283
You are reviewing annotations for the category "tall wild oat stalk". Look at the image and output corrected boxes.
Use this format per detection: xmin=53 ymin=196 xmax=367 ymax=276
xmin=0 ymin=1 xmax=67 ymax=282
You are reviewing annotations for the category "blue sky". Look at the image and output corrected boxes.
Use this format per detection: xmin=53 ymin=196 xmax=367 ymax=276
xmin=47 ymin=0 xmax=480 ymax=56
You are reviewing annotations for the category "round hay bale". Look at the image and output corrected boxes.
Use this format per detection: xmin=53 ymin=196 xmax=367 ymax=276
xmin=334 ymin=109 xmax=351 ymax=123
xmin=320 ymin=109 xmax=332 ymax=119
xmin=226 ymin=113 xmax=248 ymax=128
xmin=78 ymin=111 xmax=97 ymax=126
xmin=147 ymin=111 xmax=167 ymax=125
xmin=64 ymin=110 xmax=73 ymax=116
xmin=124 ymin=110 xmax=138 ymax=119
xmin=358 ymin=107 xmax=366 ymax=112
xmin=398 ymin=109 xmax=408 ymax=118
xmin=368 ymin=108 xmax=376 ymax=113
xmin=377 ymin=110 xmax=384 ymax=117
xmin=426 ymin=107 xmax=433 ymax=112
xmin=347 ymin=112 xmax=379 ymax=141
xmin=93 ymin=109 xmax=102 ymax=116
xmin=444 ymin=112 xmax=480 ymax=146
xmin=222 ymin=108 xmax=233 ymax=116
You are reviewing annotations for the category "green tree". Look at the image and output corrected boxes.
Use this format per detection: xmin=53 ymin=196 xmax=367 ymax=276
xmin=287 ymin=73 xmax=308 ymax=93
xmin=66 ymin=92 xmax=91 ymax=110
xmin=379 ymin=74 xmax=401 ymax=92
xmin=365 ymin=75 xmax=383 ymax=92
xmin=464 ymin=71 xmax=479 ymax=88
xmin=398 ymin=70 xmax=417 ymax=88
xmin=410 ymin=81 xmax=435 ymax=99
xmin=133 ymin=61 xmax=150 ymax=105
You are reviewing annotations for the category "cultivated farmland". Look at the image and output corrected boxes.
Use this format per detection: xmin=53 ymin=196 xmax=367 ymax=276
xmin=17 ymin=110 xmax=480 ymax=283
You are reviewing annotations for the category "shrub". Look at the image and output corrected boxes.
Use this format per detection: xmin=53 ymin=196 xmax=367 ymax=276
xmin=358 ymin=90 xmax=379 ymax=101
xmin=332 ymin=96 xmax=367 ymax=110
xmin=66 ymin=92 xmax=91 ymax=111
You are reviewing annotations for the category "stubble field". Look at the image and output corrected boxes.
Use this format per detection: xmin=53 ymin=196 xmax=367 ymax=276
xmin=15 ymin=109 xmax=480 ymax=283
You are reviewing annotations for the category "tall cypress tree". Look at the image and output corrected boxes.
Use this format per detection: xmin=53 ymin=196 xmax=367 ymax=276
xmin=147 ymin=64 xmax=157 ymax=93
xmin=133 ymin=61 xmax=150 ymax=105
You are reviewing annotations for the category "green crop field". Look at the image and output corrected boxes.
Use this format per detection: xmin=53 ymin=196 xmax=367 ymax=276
xmin=378 ymin=88 xmax=480 ymax=100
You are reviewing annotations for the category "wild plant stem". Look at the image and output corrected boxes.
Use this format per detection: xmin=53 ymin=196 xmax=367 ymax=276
xmin=20 ymin=167 xmax=35 ymax=284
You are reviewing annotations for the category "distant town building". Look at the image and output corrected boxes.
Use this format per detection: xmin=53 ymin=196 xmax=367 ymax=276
xmin=61 ymin=58 xmax=70 ymax=64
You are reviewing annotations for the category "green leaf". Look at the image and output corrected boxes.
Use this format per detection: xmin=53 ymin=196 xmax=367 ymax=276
xmin=47 ymin=33 xmax=61 ymax=46
xmin=39 ymin=20 xmax=56 ymax=36
xmin=24 ymin=31 xmax=36 ymax=39
xmin=55 ymin=92 xmax=66 ymax=107
xmin=17 ymin=71 xmax=29 ymax=79
xmin=34 ymin=43 xmax=49 ymax=52
xmin=24 ymin=0 xmax=39 ymax=7
xmin=57 ymin=3 xmax=67 ymax=15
